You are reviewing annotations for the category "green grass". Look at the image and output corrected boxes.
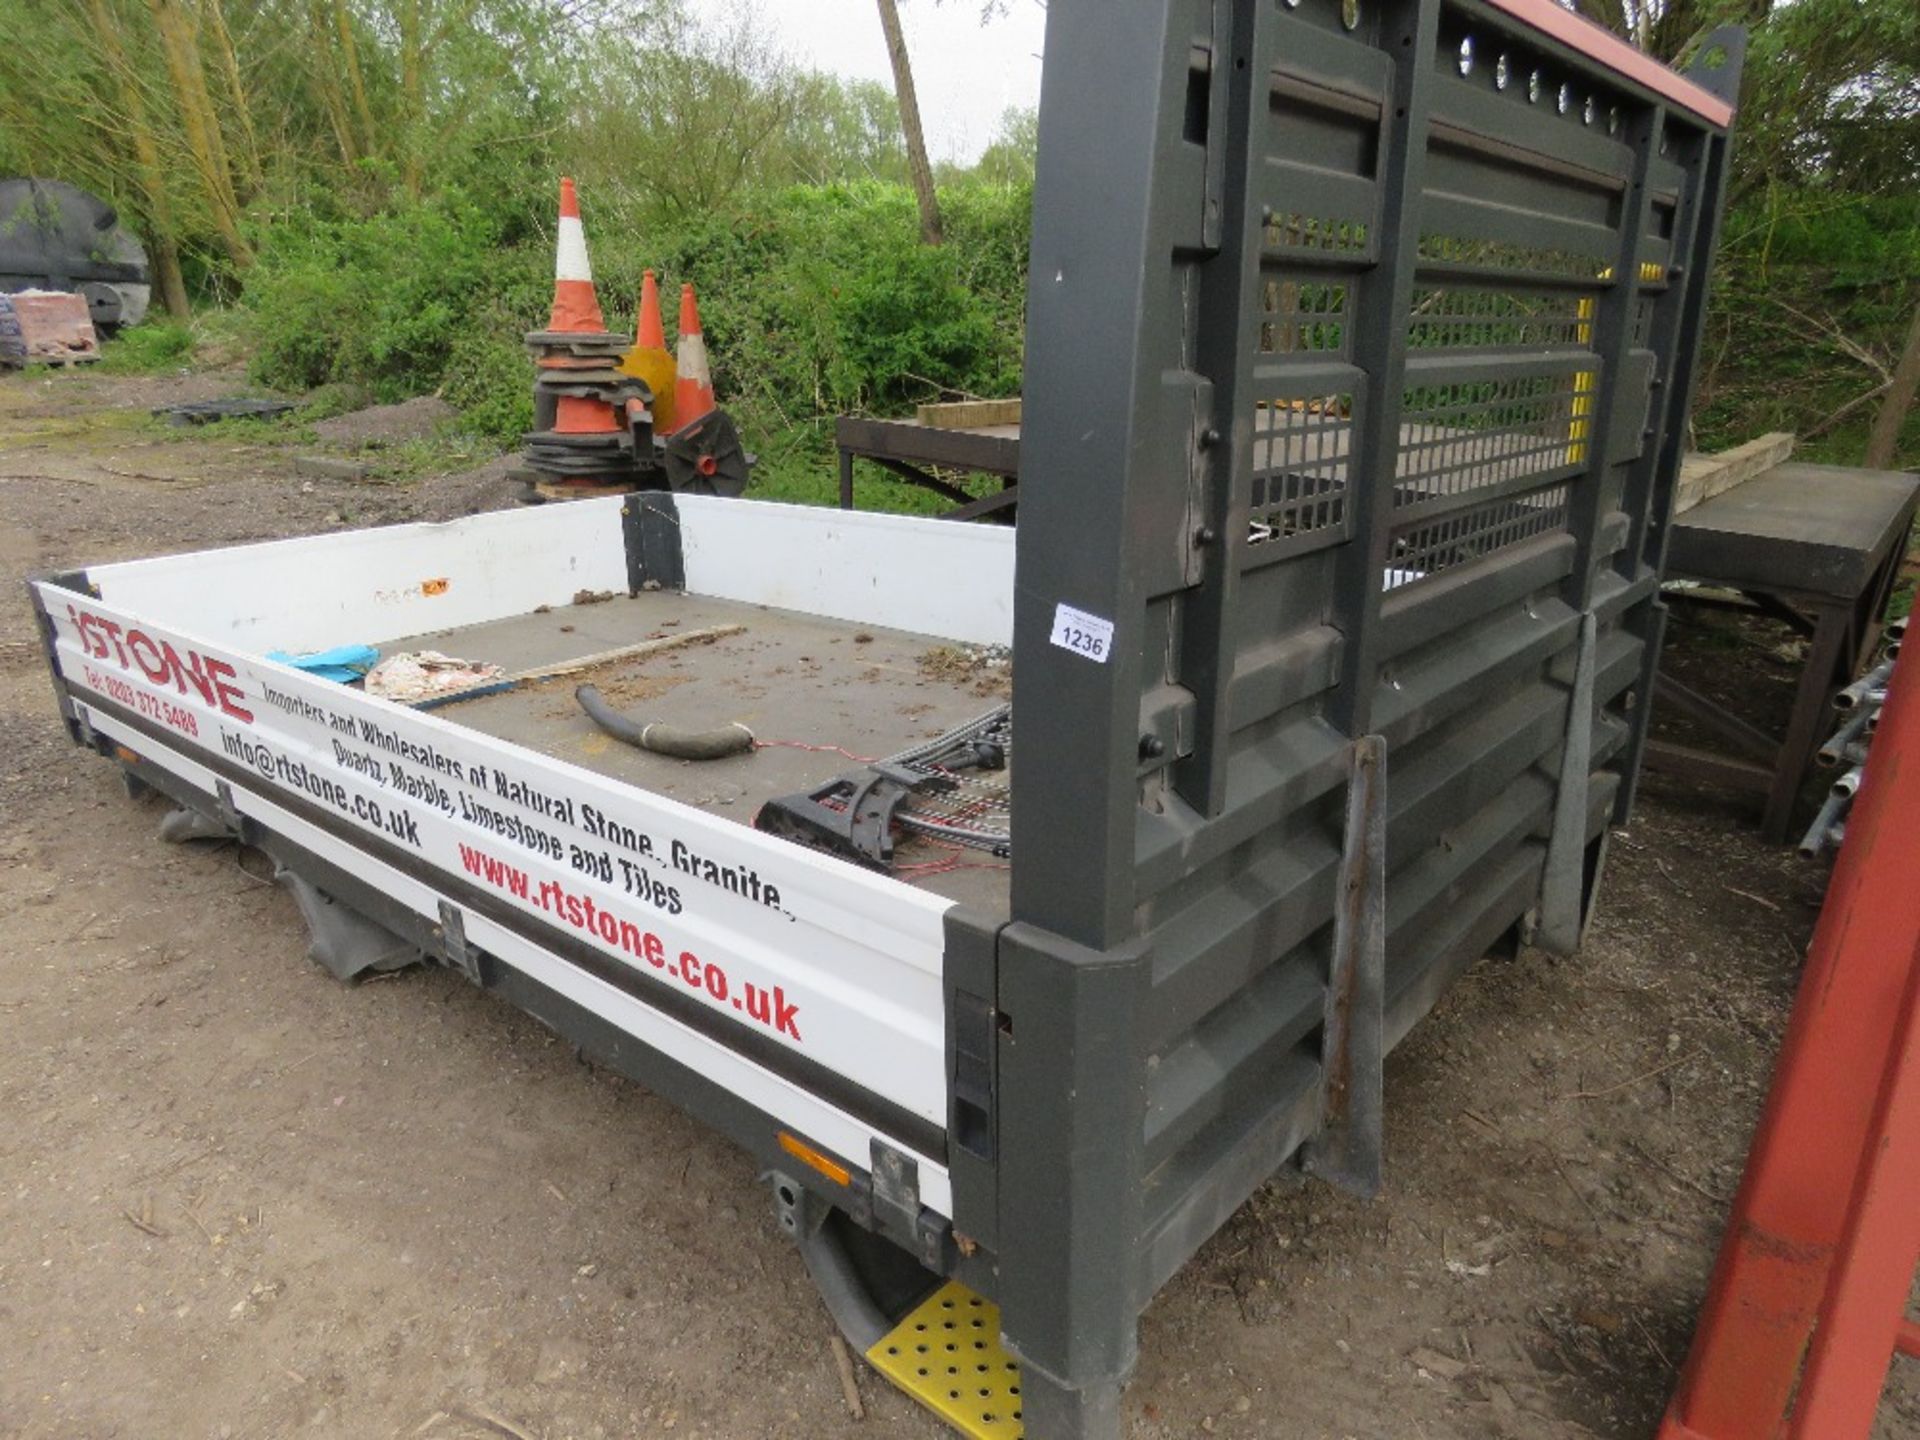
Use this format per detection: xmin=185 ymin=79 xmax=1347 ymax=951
xmin=136 ymin=412 xmax=317 ymax=446
xmin=363 ymin=432 xmax=505 ymax=482
xmin=94 ymin=321 xmax=196 ymax=374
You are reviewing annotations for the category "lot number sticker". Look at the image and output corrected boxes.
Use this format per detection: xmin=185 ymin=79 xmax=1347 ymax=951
xmin=1050 ymin=603 xmax=1115 ymax=664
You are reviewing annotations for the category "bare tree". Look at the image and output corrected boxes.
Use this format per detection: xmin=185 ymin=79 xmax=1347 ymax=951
xmin=1865 ymin=300 xmax=1920 ymax=470
xmin=200 ymin=0 xmax=263 ymax=195
xmin=147 ymin=0 xmax=251 ymax=269
xmin=86 ymin=0 xmax=191 ymax=317
xmin=875 ymin=0 xmax=944 ymax=245
xmin=331 ymin=0 xmax=378 ymax=158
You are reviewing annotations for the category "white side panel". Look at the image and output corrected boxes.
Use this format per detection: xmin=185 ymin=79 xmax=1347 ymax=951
xmin=675 ymin=496 xmax=1016 ymax=647
xmin=75 ymin=702 xmax=953 ymax=1217
xmin=82 ymin=499 xmax=632 ymax=653
xmin=37 ymin=585 xmax=953 ymax=1143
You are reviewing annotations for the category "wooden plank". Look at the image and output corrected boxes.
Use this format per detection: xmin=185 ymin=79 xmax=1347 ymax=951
xmin=506 ymin=623 xmax=746 ymax=683
xmin=532 ymin=478 xmax=633 ymax=502
xmin=1672 ymin=431 xmax=1795 ymax=515
xmin=423 ymin=624 xmax=748 ymax=709
xmin=836 ymin=416 xmax=1021 ymax=476
xmin=913 ymin=398 xmax=1022 ymax=430
xmin=1640 ymin=738 xmax=1773 ymax=793
xmin=1653 ymin=672 xmax=1779 ymax=765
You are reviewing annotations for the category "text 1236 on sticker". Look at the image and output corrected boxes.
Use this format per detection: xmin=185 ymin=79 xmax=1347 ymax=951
xmin=1049 ymin=603 xmax=1115 ymax=664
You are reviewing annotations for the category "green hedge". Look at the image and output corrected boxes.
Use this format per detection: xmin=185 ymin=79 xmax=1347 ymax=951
xmin=241 ymin=177 xmax=1915 ymax=483
xmin=1694 ymin=192 xmax=1920 ymax=466
xmin=247 ymin=180 xmax=1031 ymax=470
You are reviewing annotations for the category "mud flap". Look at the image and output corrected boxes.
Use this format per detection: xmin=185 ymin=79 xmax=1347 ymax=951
xmin=157 ymin=803 xmax=232 ymax=845
xmin=274 ymin=866 xmax=422 ymax=983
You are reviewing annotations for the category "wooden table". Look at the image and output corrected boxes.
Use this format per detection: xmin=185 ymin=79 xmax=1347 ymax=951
xmin=835 ymin=414 xmax=1022 ymax=522
xmin=1647 ymin=462 xmax=1919 ymax=843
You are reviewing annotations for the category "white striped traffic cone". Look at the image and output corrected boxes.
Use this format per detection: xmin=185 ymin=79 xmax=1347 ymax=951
xmin=547 ymin=177 xmax=607 ymax=336
xmin=672 ymin=283 xmax=716 ymax=431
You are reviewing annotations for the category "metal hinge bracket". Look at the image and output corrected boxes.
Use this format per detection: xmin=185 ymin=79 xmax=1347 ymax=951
xmin=436 ymin=900 xmax=483 ymax=985
xmin=214 ymin=780 xmax=257 ymax=844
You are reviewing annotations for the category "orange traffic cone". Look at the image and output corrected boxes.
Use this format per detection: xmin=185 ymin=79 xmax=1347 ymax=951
xmin=618 ymin=268 xmax=677 ymax=431
xmin=547 ymin=177 xmax=607 ymax=335
xmin=672 ymin=282 xmax=717 ymax=431
xmin=637 ymin=269 xmax=666 ymax=350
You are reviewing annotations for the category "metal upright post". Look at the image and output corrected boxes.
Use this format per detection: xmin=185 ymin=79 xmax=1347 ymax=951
xmin=1326 ymin=0 xmax=1440 ymax=738
xmin=1614 ymin=29 xmax=1746 ymax=826
xmin=1001 ymin=1 xmax=1208 ymax=1432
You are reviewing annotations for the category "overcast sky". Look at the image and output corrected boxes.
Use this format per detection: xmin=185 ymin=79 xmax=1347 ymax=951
xmin=685 ymin=0 xmax=1048 ymax=164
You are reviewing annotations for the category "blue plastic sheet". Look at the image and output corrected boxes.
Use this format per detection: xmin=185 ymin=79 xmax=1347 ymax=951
xmin=265 ymin=644 xmax=379 ymax=685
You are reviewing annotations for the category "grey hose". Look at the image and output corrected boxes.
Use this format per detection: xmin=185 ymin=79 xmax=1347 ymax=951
xmin=575 ymin=684 xmax=754 ymax=760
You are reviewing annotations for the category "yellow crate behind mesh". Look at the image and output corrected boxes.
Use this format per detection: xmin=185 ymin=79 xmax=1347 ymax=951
xmin=866 ymin=1279 xmax=1024 ymax=1438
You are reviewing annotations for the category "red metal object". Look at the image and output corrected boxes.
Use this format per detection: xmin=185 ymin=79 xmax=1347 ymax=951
xmin=1658 ymin=647 xmax=1920 ymax=1440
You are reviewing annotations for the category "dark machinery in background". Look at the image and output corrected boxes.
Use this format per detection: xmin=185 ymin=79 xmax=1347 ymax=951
xmin=0 ymin=178 xmax=152 ymax=331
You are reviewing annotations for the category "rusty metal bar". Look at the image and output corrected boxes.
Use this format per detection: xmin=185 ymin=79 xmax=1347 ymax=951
xmin=1302 ymin=735 xmax=1388 ymax=1199
xmin=1539 ymin=612 xmax=1599 ymax=956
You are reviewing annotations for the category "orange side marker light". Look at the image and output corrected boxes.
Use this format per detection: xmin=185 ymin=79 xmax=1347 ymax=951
xmin=778 ymin=1131 xmax=852 ymax=1187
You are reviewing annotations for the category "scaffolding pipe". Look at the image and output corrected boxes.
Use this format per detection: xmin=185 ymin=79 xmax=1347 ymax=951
xmin=1819 ymin=710 xmax=1872 ymax=768
xmin=1835 ymin=660 xmax=1895 ymax=712
xmin=1798 ymin=790 xmax=1850 ymax=859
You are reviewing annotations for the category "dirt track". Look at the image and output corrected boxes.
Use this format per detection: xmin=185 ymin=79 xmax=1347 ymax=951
xmin=2 ymin=367 xmax=1915 ymax=1440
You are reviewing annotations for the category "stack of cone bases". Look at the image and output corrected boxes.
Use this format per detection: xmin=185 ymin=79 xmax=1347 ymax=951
xmin=521 ymin=178 xmax=645 ymax=489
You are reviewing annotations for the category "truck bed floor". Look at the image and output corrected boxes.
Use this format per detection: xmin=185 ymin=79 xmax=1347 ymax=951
xmin=392 ymin=590 xmax=1013 ymax=913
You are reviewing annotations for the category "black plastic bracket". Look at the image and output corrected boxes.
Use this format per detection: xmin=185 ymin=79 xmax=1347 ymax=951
xmin=71 ymin=699 xmax=99 ymax=751
xmin=754 ymin=767 xmax=916 ymax=869
xmin=871 ymin=1141 xmax=921 ymax=1238
xmin=623 ymin=491 xmax=685 ymax=594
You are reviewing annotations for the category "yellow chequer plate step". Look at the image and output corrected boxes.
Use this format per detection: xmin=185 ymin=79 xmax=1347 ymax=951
xmin=865 ymin=1279 xmax=1024 ymax=1438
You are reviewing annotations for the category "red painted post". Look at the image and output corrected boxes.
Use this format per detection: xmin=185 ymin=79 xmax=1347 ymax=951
xmin=1657 ymin=645 xmax=1920 ymax=1439
xmin=1785 ymin=934 xmax=1920 ymax=1437
xmin=1897 ymin=1318 xmax=1920 ymax=1361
